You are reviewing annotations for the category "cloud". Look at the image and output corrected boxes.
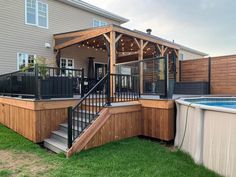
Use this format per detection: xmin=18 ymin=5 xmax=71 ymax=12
xmin=85 ymin=0 xmax=236 ymax=56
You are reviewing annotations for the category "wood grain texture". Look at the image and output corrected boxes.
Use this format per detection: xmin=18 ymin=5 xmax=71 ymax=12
xmin=83 ymin=108 xmax=142 ymax=151
xmin=0 ymin=97 xmax=76 ymax=143
xmin=179 ymin=55 xmax=236 ymax=94
xmin=142 ymin=107 xmax=174 ymax=141
xmin=180 ymin=58 xmax=209 ymax=82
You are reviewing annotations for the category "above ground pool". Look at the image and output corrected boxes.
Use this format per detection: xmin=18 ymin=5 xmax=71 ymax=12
xmin=175 ymin=97 xmax=236 ymax=177
xmin=184 ymin=97 xmax=236 ymax=109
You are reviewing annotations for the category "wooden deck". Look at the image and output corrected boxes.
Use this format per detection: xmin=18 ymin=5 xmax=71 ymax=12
xmin=0 ymin=96 xmax=175 ymax=155
xmin=0 ymin=97 xmax=79 ymax=142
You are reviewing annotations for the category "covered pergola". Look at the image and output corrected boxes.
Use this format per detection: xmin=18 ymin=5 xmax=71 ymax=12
xmin=54 ymin=25 xmax=180 ymax=93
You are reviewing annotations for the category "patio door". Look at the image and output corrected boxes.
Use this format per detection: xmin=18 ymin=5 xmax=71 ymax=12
xmin=60 ymin=58 xmax=74 ymax=75
xmin=95 ymin=63 xmax=107 ymax=80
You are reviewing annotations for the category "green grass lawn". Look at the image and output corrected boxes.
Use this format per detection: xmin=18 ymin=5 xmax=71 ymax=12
xmin=0 ymin=124 xmax=220 ymax=177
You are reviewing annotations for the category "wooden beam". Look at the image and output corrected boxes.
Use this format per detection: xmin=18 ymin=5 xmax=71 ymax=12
xmin=112 ymin=25 xmax=179 ymax=50
xmin=103 ymin=33 xmax=110 ymax=43
xmin=156 ymin=44 xmax=162 ymax=54
xmin=174 ymin=49 xmax=178 ymax=57
xmin=55 ymin=30 xmax=109 ymax=50
xmin=54 ymin=26 xmax=112 ymax=39
xmin=142 ymin=41 xmax=149 ymax=50
xmin=134 ymin=38 xmax=141 ymax=49
xmin=163 ymin=46 xmax=168 ymax=55
xmin=117 ymin=51 xmax=139 ymax=57
xmin=115 ymin=34 xmax=123 ymax=43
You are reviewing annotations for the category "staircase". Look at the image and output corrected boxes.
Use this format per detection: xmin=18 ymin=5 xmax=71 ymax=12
xmin=44 ymin=73 xmax=139 ymax=155
xmin=44 ymin=107 xmax=99 ymax=153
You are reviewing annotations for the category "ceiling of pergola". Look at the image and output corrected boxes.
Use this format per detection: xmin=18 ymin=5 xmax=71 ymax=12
xmin=75 ymin=33 xmax=175 ymax=60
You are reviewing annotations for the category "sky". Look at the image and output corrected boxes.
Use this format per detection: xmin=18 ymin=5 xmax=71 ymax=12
xmin=85 ymin=0 xmax=236 ymax=56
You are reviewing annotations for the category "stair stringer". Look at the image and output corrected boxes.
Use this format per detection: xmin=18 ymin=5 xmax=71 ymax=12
xmin=66 ymin=107 xmax=111 ymax=158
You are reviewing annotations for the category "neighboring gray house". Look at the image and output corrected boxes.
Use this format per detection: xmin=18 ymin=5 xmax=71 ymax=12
xmin=0 ymin=0 xmax=207 ymax=75
xmin=0 ymin=0 xmax=128 ymax=74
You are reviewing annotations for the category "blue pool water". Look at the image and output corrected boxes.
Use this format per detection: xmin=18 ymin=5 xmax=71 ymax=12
xmin=184 ymin=98 xmax=236 ymax=109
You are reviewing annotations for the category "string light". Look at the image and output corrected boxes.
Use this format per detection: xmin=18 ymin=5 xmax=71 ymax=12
xmin=86 ymin=41 xmax=89 ymax=44
xmin=93 ymin=40 xmax=96 ymax=43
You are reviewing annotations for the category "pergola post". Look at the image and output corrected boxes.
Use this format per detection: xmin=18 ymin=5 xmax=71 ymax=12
xmin=139 ymin=40 xmax=144 ymax=94
xmin=110 ymin=31 xmax=116 ymax=74
xmin=110 ymin=31 xmax=116 ymax=101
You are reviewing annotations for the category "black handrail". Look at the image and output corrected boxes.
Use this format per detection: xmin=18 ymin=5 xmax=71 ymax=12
xmin=68 ymin=74 xmax=108 ymax=148
xmin=67 ymin=73 xmax=141 ymax=148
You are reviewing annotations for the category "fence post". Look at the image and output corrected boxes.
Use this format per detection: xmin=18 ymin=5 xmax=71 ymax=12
xmin=81 ymin=68 xmax=85 ymax=98
xmin=35 ymin=64 xmax=40 ymax=100
xmin=67 ymin=106 xmax=73 ymax=149
xmin=208 ymin=57 xmax=211 ymax=94
xmin=179 ymin=61 xmax=182 ymax=82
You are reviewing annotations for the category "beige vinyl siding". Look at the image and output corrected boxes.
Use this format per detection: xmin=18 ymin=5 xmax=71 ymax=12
xmin=179 ymin=49 xmax=206 ymax=60
xmin=61 ymin=45 xmax=108 ymax=76
xmin=0 ymin=0 xmax=121 ymax=74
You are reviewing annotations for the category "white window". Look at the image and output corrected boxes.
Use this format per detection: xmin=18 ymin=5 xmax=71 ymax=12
xmin=93 ymin=19 xmax=108 ymax=27
xmin=25 ymin=0 xmax=48 ymax=28
xmin=60 ymin=58 xmax=74 ymax=75
xmin=180 ymin=53 xmax=184 ymax=61
xmin=60 ymin=58 xmax=74 ymax=69
xmin=17 ymin=53 xmax=36 ymax=70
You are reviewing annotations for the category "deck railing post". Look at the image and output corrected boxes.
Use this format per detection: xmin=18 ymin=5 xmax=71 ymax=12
xmin=68 ymin=106 xmax=73 ymax=149
xmin=35 ymin=64 xmax=40 ymax=100
xmin=81 ymin=68 xmax=85 ymax=98
xmin=164 ymin=56 xmax=168 ymax=98
xmin=10 ymin=73 xmax=12 ymax=97
xmin=105 ymin=39 xmax=111 ymax=106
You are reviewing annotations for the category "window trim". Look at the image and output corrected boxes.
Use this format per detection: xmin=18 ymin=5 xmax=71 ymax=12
xmin=25 ymin=0 xmax=49 ymax=29
xmin=17 ymin=52 xmax=36 ymax=70
xmin=60 ymin=58 xmax=75 ymax=69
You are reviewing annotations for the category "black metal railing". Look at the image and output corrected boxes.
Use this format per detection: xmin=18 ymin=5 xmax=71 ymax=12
xmin=0 ymin=68 xmax=36 ymax=98
xmin=68 ymin=74 xmax=108 ymax=148
xmin=0 ymin=65 xmax=84 ymax=99
xmin=110 ymin=74 xmax=140 ymax=102
xmin=115 ymin=57 xmax=168 ymax=98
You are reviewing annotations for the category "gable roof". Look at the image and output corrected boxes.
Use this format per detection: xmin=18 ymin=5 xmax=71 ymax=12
xmin=57 ymin=0 xmax=129 ymax=24
xmin=134 ymin=29 xmax=208 ymax=56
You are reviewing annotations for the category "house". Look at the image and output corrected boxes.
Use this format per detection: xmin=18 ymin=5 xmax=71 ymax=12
xmin=0 ymin=0 xmax=208 ymax=156
xmin=179 ymin=45 xmax=208 ymax=60
xmin=0 ymin=0 xmax=207 ymax=76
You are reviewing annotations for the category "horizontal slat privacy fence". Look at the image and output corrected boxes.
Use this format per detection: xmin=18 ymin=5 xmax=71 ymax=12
xmin=179 ymin=55 xmax=236 ymax=94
